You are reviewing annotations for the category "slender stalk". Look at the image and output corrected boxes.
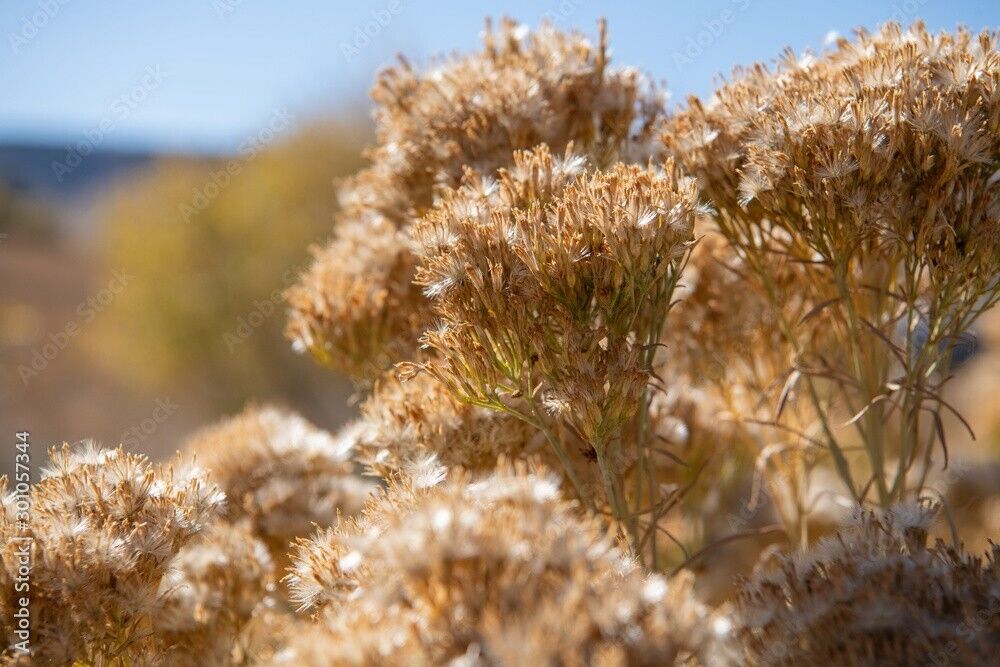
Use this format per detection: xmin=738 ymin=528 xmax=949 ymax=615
xmin=524 ymin=398 xmax=591 ymax=510
xmin=633 ymin=271 xmax=677 ymax=567
xmin=835 ymin=259 xmax=889 ymax=505
xmin=891 ymin=257 xmax=920 ymax=502
xmin=595 ymin=446 xmax=639 ymax=554
xmin=749 ymin=247 xmax=860 ymax=503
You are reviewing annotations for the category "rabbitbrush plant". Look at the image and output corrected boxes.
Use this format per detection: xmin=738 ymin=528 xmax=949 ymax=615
xmin=3 ymin=18 xmax=999 ymax=667
xmin=664 ymin=22 xmax=1000 ymax=535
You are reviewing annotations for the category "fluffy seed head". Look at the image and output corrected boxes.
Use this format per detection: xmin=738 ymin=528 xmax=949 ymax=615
xmin=282 ymin=463 xmax=736 ymax=665
xmin=344 ymin=370 xmax=543 ymax=479
xmin=286 ymin=19 xmax=665 ymax=381
xmin=0 ymin=444 xmax=223 ymax=663
xmin=664 ymin=22 xmax=1000 ymax=279
xmin=736 ymin=502 xmax=1000 ymax=665
xmin=183 ymin=405 xmax=376 ymax=555
xmin=414 ymin=145 xmax=698 ymax=448
xmin=155 ymin=522 xmax=275 ymax=665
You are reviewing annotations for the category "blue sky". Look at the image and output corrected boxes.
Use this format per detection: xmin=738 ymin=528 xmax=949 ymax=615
xmin=1 ymin=0 xmax=996 ymax=153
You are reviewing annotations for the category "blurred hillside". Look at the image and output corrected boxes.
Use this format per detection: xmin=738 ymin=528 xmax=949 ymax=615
xmin=0 ymin=121 xmax=367 ymax=470
xmin=0 ymin=143 xmax=156 ymax=200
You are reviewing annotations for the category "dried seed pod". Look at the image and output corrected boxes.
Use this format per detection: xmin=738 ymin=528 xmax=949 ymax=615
xmin=287 ymin=19 xmax=664 ymax=381
xmin=736 ymin=503 xmax=1000 ymax=665
xmin=0 ymin=444 xmax=224 ymax=664
xmin=184 ymin=405 xmax=376 ymax=556
xmin=282 ymin=463 xmax=736 ymax=666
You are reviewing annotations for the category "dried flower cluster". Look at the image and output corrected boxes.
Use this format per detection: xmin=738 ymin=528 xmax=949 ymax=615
xmin=0 ymin=444 xmax=223 ymax=663
xmin=286 ymin=19 xmax=663 ymax=381
xmin=409 ymin=144 xmax=697 ymax=553
xmin=415 ymin=145 xmax=696 ymax=442
xmin=345 ymin=370 xmax=542 ymax=476
xmin=183 ymin=405 xmax=376 ymax=557
xmin=155 ymin=523 xmax=275 ymax=665
xmin=664 ymin=22 xmax=1000 ymax=513
xmin=736 ymin=503 xmax=1000 ymax=665
xmin=285 ymin=214 xmax=420 ymax=382
xmin=281 ymin=463 xmax=735 ymax=666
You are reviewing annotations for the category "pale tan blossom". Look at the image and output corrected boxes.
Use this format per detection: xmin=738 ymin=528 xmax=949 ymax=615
xmin=281 ymin=463 xmax=736 ymax=666
xmin=183 ymin=405 xmax=376 ymax=557
xmin=736 ymin=502 xmax=1000 ymax=665
xmin=0 ymin=444 xmax=223 ymax=664
xmin=286 ymin=19 xmax=664 ymax=382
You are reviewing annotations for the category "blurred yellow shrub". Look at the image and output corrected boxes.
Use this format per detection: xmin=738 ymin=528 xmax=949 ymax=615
xmin=88 ymin=121 xmax=366 ymax=413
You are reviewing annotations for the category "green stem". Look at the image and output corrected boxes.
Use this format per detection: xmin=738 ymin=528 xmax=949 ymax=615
xmin=523 ymin=396 xmax=592 ymax=510
xmin=595 ymin=446 xmax=638 ymax=554
xmin=754 ymin=255 xmax=860 ymax=503
xmin=835 ymin=260 xmax=889 ymax=506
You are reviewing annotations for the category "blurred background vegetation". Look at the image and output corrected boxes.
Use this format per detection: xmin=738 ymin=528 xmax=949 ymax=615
xmin=88 ymin=122 xmax=365 ymax=415
xmin=0 ymin=121 xmax=367 ymax=470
